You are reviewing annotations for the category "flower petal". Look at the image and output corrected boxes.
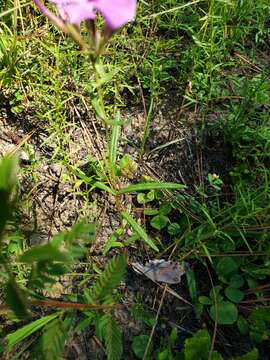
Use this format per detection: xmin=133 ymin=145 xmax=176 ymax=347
xmin=94 ymin=0 xmax=136 ymax=29
xmin=50 ymin=0 xmax=95 ymax=24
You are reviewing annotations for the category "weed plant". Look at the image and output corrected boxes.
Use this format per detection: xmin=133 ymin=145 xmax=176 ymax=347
xmin=0 ymin=0 xmax=270 ymax=359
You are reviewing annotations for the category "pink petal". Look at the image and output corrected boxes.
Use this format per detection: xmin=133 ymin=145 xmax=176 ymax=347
xmin=50 ymin=0 xmax=95 ymax=24
xmin=94 ymin=0 xmax=136 ymax=29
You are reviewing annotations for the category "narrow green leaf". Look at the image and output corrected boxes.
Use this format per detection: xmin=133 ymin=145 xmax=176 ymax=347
xmin=109 ymin=113 xmax=120 ymax=167
xmin=91 ymin=181 xmax=116 ymax=195
xmin=185 ymin=266 xmax=197 ymax=304
xmin=117 ymin=182 xmax=185 ymax=195
xmin=68 ymin=165 xmax=93 ymax=184
xmin=5 ymin=281 xmax=29 ymax=319
xmin=0 ymin=155 xmax=18 ymax=235
xmin=91 ymin=98 xmax=106 ymax=120
xmin=6 ymin=314 xmax=59 ymax=350
xmin=121 ymin=211 xmax=159 ymax=252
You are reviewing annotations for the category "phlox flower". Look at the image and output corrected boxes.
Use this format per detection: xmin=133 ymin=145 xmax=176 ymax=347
xmin=50 ymin=0 xmax=137 ymax=30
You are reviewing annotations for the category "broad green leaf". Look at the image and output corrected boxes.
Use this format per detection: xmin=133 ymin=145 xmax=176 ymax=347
xmin=250 ymin=307 xmax=270 ymax=322
xmin=229 ymin=274 xmax=244 ymax=288
xmin=157 ymin=349 xmax=170 ymax=360
xmin=210 ymin=301 xmax=238 ymax=325
xmin=0 ymin=154 xmax=18 ymax=189
xmin=233 ymin=348 xmax=259 ymax=360
xmin=132 ymin=335 xmax=152 ymax=359
xmin=199 ymin=296 xmax=212 ymax=305
xmin=237 ymin=316 xmax=249 ymax=335
xmin=94 ymin=65 xmax=119 ymax=88
xmin=121 ymin=211 xmax=159 ymax=252
xmin=6 ymin=313 xmax=59 ymax=350
xmin=167 ymin=223 xmax=181 ymax=235
xmin=131 ymin=304 xmax=155 ymax=327
xmin=209 ymin=286 xmax=223 ymax=303
xmin=225 ymin=287 xmax=244 ymax=303
xmin=159 ymin=202 xmax=172 ymax=216
xmin=150 ymin=215 xmax=169 ymax=230
xmin=215 ymin=257 xmax=238 ymax=280
xmin=137 ymin=190 xmax=155 ymax=204
xmin=212 ymin=352 xmax=224 ymax=360
xmin=117 ymin=182 xmax=185 ymax=195
xmin=119 ymin=154 xmax=138 ymax=179
xmin=144 ymin=208 xmax=159 ymax=216
xmin=183 ymin=329 xmax=224 ymax=360
xmin=183 ymin=329 xmax=210 ymax=360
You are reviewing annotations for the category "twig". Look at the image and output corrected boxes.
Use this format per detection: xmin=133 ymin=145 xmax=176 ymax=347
xmin=240 ymin=298 xmax=270 ymax=304
xmin=0 ymin=299 xmax=125 ymax=311
xmin=142 ymin=285 xmax=167 ymax=360
xmin=205 ymin=264 xmax=217 ymax=360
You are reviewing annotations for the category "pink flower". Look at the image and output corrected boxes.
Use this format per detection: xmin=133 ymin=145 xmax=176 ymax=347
xmin=50 ymin=0 xmax=137 ymax=29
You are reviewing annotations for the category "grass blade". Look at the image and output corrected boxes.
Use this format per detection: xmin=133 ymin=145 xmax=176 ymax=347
xmin=121 ymin=211 xmax=159 ymax=252
xmin=6 ymin=313 xmax=59 ymax=350
xmin=109 ymin=112 xmax=120 ymax=168
xmin=117 ymin=182 xmax=185 ymax=195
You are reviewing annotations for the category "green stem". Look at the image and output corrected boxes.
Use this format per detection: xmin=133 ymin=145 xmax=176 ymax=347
xmin=140 ymin=95 xmax=154 ymax=158
xmin=90 ymin=56 xmax=120 ymax=195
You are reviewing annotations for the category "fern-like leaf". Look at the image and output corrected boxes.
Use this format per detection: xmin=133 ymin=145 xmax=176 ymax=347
xmin=97 ymin=314 xmax=123 ymax=360
xmin=33 ymin=318 xmax=68 ymax=360
xmin=90 ymin=255 xmax=126 ymax=302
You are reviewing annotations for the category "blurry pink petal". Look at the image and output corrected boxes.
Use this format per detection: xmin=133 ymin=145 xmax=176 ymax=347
xmin=50 ymin=0 xmax=95 ymax=24
xmin=49 ymin=0 xmax=136 ymax=29
xmin=94 ymin=0 xmax=136 ymax=29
